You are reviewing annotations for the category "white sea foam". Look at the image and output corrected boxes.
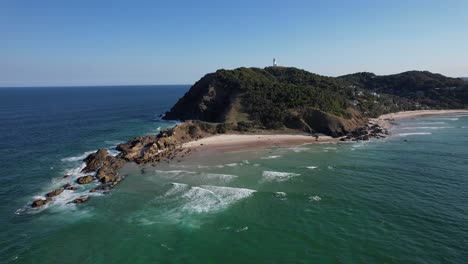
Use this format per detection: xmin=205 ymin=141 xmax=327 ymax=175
xmin=435 ymin=117 xmax=459 ymax=121
xmin=155 ymin=170 xmax=196 ymax=175
xmin=414 ymin=121 xmax=446 ymax=125
xmin=306 ymin=166 xmax=318 ymax=170
xmin=286 ymin=146 xmax=309 ymax=153
xmin=180 ymin=185 xmax=256 ymax=213
xmin=225 ymin=163 xmax=238 ymax=167
xmin=202 ymin=173 xmax=238 ymax=183
xmin=61 ymin=151 xmax=95 ymax=162
xmin=108 ymin=149 xmax=120 ymax=157
xmin=164 ymin=182 xmax=190 ymax=196
xmin=260 ymin=155 xmax=282 ymax=160
xmin=61 ymin=147 xmax=120 ymax=162
xmin=160 ymin=244 xmax=173 ymax=251
xmin=104 ymin=140 xmax=123 ymax=145
xmin=274 ymin=191 xmax=287 ymax=200
xmin=309 ymin=195 xmax=322 ymax=202
xmin=396 ymin=132 xmax=431 ymax=137
xmin=400 ymin=126 xmax=453 ymax=130
xmin=236 ymin=226 xmax=249 ymax=232
xmin=323 ymin=147 xmax=337 ymax=150
xmin=261 ymin=171 xmax=300 ymax=182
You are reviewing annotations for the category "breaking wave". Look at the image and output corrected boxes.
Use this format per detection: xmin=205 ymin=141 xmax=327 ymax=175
xmin=61 ymin=151 xmax=95 ymax=162
xmin=202 ymin=173 xmax=238 ymax=183
xmin=260 ymin=155 xmax=282 ymax=160
xmin=162 ymin=184 xmax=256 ymax=214
xmin=396 ymin=132 xmax=432 ymax=137
xmin=400 ymin=126 xmax=453 ymax=130
xmin=261 ymin=171 xmax=300 ymax=182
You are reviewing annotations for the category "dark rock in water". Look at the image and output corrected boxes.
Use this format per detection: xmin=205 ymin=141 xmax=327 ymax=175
xmin=76 ymin=175 xmax=94 ymax=184
xmin=63 ymin=174 xmax=70 ymax=179
xmin=95 ymin=156 xmax=126 ymax=183
xmin=68 ymin=196 xmax=89 ymax=204
xmin=31 ymin=197 xmax=52 ymax=208
xmin=46 ymin=188 xmax=64 ymax=197
xmin=64 ymin=183 xmax=77 ymax=191
xmin=89 ymin=176 xmax=125 ymax=193
xmin=82 ymin=149 xmax=109 ymax=173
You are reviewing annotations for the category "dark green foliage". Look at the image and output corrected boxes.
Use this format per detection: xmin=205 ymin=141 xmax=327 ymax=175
xmin=165 ymin=67 xmax=468 ymax=128
xmin=338 ymin=71 xmax=468 ymax=110
xmin=236 ymin=121 xmax=255 ymax=132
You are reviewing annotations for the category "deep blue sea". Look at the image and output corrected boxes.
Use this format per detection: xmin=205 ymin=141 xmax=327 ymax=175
xmin=0 ymin=86 xmax=467 ymax=263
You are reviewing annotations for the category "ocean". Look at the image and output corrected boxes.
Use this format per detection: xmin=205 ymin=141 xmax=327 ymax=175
xmin=0 ymin=86 xmax=467 ymax=263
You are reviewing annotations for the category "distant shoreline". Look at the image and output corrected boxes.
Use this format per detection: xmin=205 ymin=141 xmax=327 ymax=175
xmin=371 ymin=109 xmax=468 ymax=130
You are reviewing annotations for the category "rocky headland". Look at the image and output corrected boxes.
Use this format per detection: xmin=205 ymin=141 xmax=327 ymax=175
xmin=31 ymin=67 xmax=467 ymax=208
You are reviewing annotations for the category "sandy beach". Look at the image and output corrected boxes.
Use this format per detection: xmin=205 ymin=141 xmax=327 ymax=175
xmin=183 ymin=134 xmax=337 ymax=154
xmin=371 ymin=109 xmax=468 ymax=129
xmin=183 ymin=110 xmax=468 ymax=154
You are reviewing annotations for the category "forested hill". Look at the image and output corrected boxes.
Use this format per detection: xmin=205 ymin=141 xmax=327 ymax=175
xmin=338 ymin=71 xmax=468 ymax=109
xmin=163 ymin=67 xmax=467 ymax=136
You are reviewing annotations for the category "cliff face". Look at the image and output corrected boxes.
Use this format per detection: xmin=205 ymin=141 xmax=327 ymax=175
xmin=162 ymin=72 xmax=241 ymax=122
xmin=284 ymin=108 xmax=366 ymax=137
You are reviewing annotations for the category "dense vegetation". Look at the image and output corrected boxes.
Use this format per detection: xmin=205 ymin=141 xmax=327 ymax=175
xmin=338 ymin=71 xmax=468 ymax=109
xmin=164 ymin=67 xmax=468 ymax=130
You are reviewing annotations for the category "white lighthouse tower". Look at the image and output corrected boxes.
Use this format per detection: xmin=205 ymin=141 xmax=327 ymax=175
xmin=273 ymin=58 xmax=277 ymax=67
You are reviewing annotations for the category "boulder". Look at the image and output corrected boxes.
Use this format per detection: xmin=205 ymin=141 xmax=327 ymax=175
xmin=67 ymin=196 xmax=89 ymax=204
xmin=76 ymin=175 xmax=94 ymax=184
xmin=95 ymin=157 xmax=126 ymax=182
xmin=31 ymin=197 xmax=52 ymax=208
xmin=46 ymin=188 xmax=64 ymax=197
xmin=81 ymin=149 xmax=109 ymax=173
xmin=64 ymin=183 xmax=77 ymax=191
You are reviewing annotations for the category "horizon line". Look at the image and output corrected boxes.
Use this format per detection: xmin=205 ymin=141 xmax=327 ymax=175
xmin=0 ymin=84 xmax=192 ymax=89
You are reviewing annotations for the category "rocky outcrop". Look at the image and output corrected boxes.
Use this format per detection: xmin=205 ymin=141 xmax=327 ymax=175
xmin=116 ymin=120 xmax=217 ymax=164
xmin=95 ymin=156 xmax=126 ymax=183
xmin=82 ymin=149 xmax=109 ymax=173
xmin=76 ymin=175 xmax=94 ymax=184
xmin=64 ymin=183 xmax=77 ymax=191
xmin=67 ymin=196 xmax=89 ymax=205
xmin=46 ymin=188 xmax=64 ymax=197
xmin=31 ymin=198 xmax=52 ymax=208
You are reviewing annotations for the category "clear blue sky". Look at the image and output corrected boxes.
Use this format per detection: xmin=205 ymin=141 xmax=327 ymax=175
xmin=1 ymin=0 xmax=467 ymax=86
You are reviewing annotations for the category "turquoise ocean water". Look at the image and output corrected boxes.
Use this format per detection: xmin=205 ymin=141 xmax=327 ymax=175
xmin=0 ymin=86 xmax=467 ymax=263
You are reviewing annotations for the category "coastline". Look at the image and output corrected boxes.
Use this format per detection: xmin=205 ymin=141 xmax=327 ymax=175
xmin=184 ymin=109 xmax=468 ymax=155
xmin=370 ymin=109 xmax=468 ymax=130
xmin=28 ymin=109 xmax=468 ymax=208
xmin=182 ymin=134 xmax=337 ymax=154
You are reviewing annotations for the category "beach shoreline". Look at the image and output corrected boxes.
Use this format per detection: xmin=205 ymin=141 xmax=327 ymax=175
xmin=370 ymin=109 xmax=468 ymax=130
xmin=182 ymin=134 xmax=338 ymax=154
xmin=183 ymin=109 xmax=468 ymax=155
